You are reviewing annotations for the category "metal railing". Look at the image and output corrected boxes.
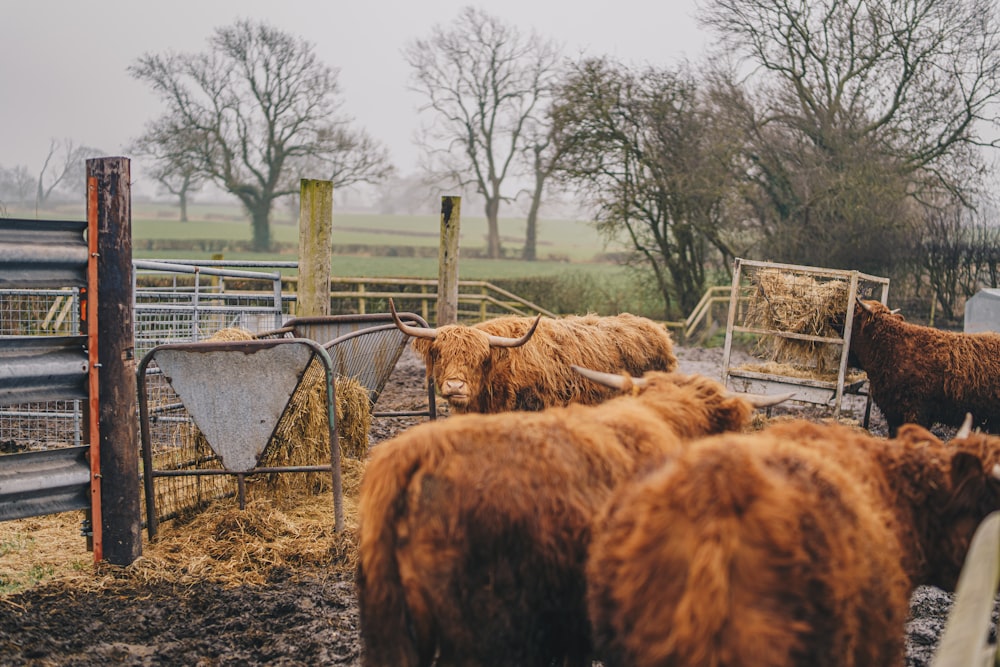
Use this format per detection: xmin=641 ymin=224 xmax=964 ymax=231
xmin=134 ymin=259 xmax=557 ymax=322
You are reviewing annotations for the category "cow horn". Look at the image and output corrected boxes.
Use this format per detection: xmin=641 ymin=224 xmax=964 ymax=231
xmin=487 ymin=314 xmax=542 ymax=348
xmin=570 ymin=365 xmax=648 ymax=390
xmin=389 ymin=298 xmax=438 ymax=339
xmin=890 ymin=308 xmax=901 ymax=314
xmin=857 ymin=298 xmax=874 ymax=313
xmin=992 ymin=464 xmax=1000 ymax=481
xmin=954 ymin=412 xmax=974 ymax=440
xmin=736 ymin=391 xmax=795 ymax=408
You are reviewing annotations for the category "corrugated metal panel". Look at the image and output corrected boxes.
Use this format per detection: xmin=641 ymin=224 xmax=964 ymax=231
xmin=0 ymin=218 xmax=88 ymax=288
xmin=0 ymin=335 xmax=89 ymax=406
xmin=0 ymin=446 xmax=90 ymax=521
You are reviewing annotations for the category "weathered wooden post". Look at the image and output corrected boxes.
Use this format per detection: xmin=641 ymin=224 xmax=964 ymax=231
xmin=298 ymin=179 xmax=334 ymax=317
xmin=86 ymin=156 xmax=140 ymax=565
xmin=437 ymin=196 xmax=461 ymax=325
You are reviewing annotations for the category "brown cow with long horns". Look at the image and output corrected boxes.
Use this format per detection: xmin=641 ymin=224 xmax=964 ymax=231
xmin=356 ymin=367 xmax=789 ymax=667
xmin=389 ymin=299 xmax=678 ymax=413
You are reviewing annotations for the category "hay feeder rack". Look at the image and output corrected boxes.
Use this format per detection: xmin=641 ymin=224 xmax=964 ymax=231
xmin=139 ymin=337 xmax=342 ymax=539
xmin=137 ymin=311 xmax=437 ymax=539
xmin=721 ymin=259 xmax=890 ymax=426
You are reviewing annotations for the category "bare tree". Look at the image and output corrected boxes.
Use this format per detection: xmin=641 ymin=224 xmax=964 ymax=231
xmin=551 ymin=58 xmax=746 ymax=318
xmin=375 ymin=172 xmax=440 ymax=216
xmin=129 ymin=119 xmax=205 ymax=222
xmin=129 ymin=19 xmax=392 ymax=251
xmin=35 ymin=139 xmax=103 ymax=210
xmin=0 ymin=165 xmax=35 ymax=208
xmin=700 ymin=0 xmax=1000 ymax=276
xmin=405 ymin=7 xmax=561 ymax=259
xmin=520 ymin=117 xmax=571 ymax=261
xmin=918 ymin=199 xmax=1000 ymax=322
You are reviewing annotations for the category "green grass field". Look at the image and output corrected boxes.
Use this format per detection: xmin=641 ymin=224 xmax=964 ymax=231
xmin=11 ymin=200 xmax=656 ymax=314
xmin=135 ymin=207 xmax=611 ymax=254
xmin=13 ymin=200 xmax=620 ymax=263
xmin=125 ymin=201 xmax=626 ymax=281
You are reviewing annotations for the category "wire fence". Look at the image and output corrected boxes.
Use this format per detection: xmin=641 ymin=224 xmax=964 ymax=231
xmin=2 ymin=263 xmax=291 ymax=448
xmin=2 ymin=263 xmax=294 ymax=522
xmin=0 ymin=289 xmax=83 ymax=453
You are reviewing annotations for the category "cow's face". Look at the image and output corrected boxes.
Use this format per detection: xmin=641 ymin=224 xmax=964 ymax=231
xmin=412 ymin=327 xmax=494 ymax=413
xmin=922 ymin=440 xmax=1000 ymax=589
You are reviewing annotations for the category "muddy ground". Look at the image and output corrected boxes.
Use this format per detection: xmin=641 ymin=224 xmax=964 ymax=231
xmin=0 ymin=344 xmax=982 ymax=665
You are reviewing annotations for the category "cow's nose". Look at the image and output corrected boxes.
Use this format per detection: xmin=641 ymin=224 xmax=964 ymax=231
xmin=442 ymin=380 xmax=467 ymax=395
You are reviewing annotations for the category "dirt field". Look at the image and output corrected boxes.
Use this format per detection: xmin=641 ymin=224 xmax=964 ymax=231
xmin=0 ymin=344 xmax=978 ymax=665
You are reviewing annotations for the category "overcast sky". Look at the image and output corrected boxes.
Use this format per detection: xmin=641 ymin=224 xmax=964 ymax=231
xmin=0 ymin=1 xmax=711 ymax=199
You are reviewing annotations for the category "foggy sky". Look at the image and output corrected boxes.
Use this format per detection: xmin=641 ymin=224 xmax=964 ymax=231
xmin=1 ymin=1 xmax=709 ymax=199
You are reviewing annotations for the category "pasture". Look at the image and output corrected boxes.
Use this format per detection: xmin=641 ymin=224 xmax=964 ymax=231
xmin=132 ymin=202 xmax=623 ymax=267
xmin=130 ymin=201 xmax=663 ymax=317
xmin=12 ymin=198 xmax=628 ymax=269
xmin=10 ymin=200 xmax=674 ymax=318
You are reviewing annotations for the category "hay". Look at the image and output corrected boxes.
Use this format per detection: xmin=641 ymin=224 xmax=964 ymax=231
xmin=736 ymin=361 xmax=867 ymax=384
xmin=259 ymin=365 xmax=371 ymax=496
xmin=744 ymin=269 xmax=849 ymax=373
xmin=130 ymin=458 xmax=367 ymax=588
xmin=204 ymin=326 xmax=255 ymax=342
xmin=0 ymin=458 xmax=368 ymax=597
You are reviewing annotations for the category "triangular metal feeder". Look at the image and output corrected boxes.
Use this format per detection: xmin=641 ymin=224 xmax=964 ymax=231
xmin=154 ymin=341 xmax=315 ymax=472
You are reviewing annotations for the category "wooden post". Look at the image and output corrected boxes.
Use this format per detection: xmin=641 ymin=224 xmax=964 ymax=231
xmin=298 ymin=179 xmax=333 ymax=317
xmin=437 ymin=196 xmax=461 ymax=325
xmin=86 ymin=157 xmax=140 ymax=565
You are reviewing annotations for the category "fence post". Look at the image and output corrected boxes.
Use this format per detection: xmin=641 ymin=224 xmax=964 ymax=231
xmin=437 ymin=196 xmax=461 ymax=325
xmin=87 ymin=156 xmax=141 ymax=565
xmin=298 ymin=179 xmax=333 ymax=317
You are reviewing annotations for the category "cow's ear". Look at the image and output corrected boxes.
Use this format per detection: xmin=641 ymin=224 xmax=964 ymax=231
xmin=948 ymin=452 xmax=989 ymax=507
xmin=411 ymin=338 xmax=432 ymax=357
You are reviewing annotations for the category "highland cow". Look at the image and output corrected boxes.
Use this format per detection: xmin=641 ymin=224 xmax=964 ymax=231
xmin=390 ymin=299 xmax=678 ymax=413
xmin=587 ymin=418 xmax=1000 ymax=667
xmin=847 ymin=299 xmax=1000 ymax=436
xmin=356 ymin=370 xmax=785 ymax=667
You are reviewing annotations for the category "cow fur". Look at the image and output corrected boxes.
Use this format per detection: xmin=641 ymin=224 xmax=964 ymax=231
xmin=848 ymin=299 xmax=1000 ymax=435
xmin=586 ymin=419 xmax=1000 ymax=667
xmin=409 ymin=312 xmax=678 ymax=413
xmin=356 ymin=371 xmax=756 ymax=667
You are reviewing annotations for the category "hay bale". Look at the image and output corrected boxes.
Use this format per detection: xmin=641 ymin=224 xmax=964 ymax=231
xmin=744 ymin=269 xmax=849 ymax=373
xmin=202 ymin=326 xmax=256 ymax=342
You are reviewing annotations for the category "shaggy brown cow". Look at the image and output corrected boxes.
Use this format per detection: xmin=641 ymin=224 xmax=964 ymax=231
xmin=846 ymin=299 xmax=1000 ymax=436
xmin=390 ymin=299 xmax=678 ymax=413
xmin=356 ymin=370 xmax=784 ymax=667
xmin=587 ymin=419 xmax=1000 ymax=667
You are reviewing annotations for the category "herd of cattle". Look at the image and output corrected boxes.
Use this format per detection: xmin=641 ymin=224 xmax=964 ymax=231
xmin=350 ymin=298 xmax=1000 ymax=666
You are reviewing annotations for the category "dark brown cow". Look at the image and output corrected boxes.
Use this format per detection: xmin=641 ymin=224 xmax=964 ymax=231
xmin=390 ymin=299 xmax=678 ymax=413
xmin=846 ymin=299 xmax=1000 ymax=435
xmin=587 ymin=419 xmax=1000 ymax=667
xmin=356 ymin=370 xmax=783 ymax=667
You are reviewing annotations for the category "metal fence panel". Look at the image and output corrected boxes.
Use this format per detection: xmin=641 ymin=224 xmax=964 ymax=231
xmin=0 ymin=335 xmax=89 ymax=405
xmin=0 ymin=219 xmax=88 ymax=288
xmin=0 ymin=446 xmax=90 ymax=521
